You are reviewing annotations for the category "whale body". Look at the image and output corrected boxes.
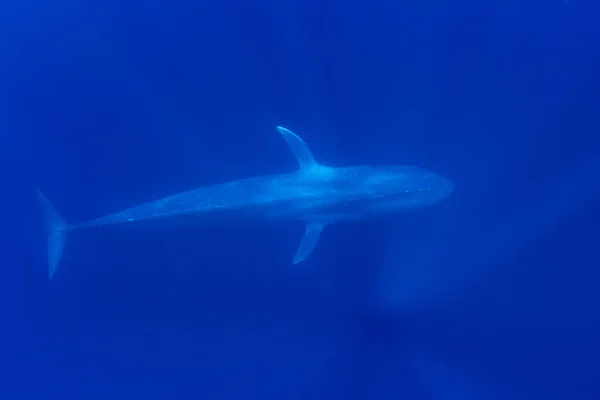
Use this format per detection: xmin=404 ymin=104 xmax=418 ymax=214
xmin=37 ymin=126 xmax=453 ymax=279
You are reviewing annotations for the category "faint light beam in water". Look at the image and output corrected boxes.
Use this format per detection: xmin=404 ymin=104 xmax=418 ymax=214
xmin=378 ymin=154 xmax=600 ymax=313
xmin=409 ymin=350 xmax=512 ymax=400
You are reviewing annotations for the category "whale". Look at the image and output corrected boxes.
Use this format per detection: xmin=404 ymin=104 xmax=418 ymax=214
xmin=37 ymin=126 xmax=453 ymax=279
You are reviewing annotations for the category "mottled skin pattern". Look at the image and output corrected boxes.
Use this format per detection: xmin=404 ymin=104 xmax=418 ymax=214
xmin=74 ymin=165 xmax=452 ymax=229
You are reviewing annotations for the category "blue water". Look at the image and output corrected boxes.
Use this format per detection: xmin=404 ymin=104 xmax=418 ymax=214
xmin=2 ymin=0 xmax=600 ymax=398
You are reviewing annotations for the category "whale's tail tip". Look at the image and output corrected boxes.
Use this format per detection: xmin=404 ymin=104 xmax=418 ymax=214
xmin=35 ymin=189 xmax=68 ymax=280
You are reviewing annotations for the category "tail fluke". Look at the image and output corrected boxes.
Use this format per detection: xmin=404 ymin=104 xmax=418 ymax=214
xmin=35 ymin=189 xmax=68 ymax=279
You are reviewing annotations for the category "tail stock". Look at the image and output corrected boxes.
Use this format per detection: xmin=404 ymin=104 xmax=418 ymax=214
xmin=35 ymin=189 xmax=68 ymax=279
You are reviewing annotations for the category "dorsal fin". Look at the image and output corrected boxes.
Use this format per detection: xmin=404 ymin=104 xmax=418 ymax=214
xmin=276 ymin=126 xmax=317 ymax=170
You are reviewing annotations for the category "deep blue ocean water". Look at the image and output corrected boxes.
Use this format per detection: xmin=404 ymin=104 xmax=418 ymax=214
xmin=1 ymin=0 xmax=600 ymax=398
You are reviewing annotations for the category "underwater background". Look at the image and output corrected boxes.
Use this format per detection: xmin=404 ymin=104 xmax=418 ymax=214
xmin=1 ymin=0 xmax=600 ymax=398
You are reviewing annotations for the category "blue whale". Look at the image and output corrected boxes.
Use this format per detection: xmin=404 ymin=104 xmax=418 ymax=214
xmin=37 ymin=126 xmax=453 ymax=279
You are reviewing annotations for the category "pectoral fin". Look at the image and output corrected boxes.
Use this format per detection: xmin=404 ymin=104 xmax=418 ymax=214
xmin=293 ymin=223 xmax=325 ymax=264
